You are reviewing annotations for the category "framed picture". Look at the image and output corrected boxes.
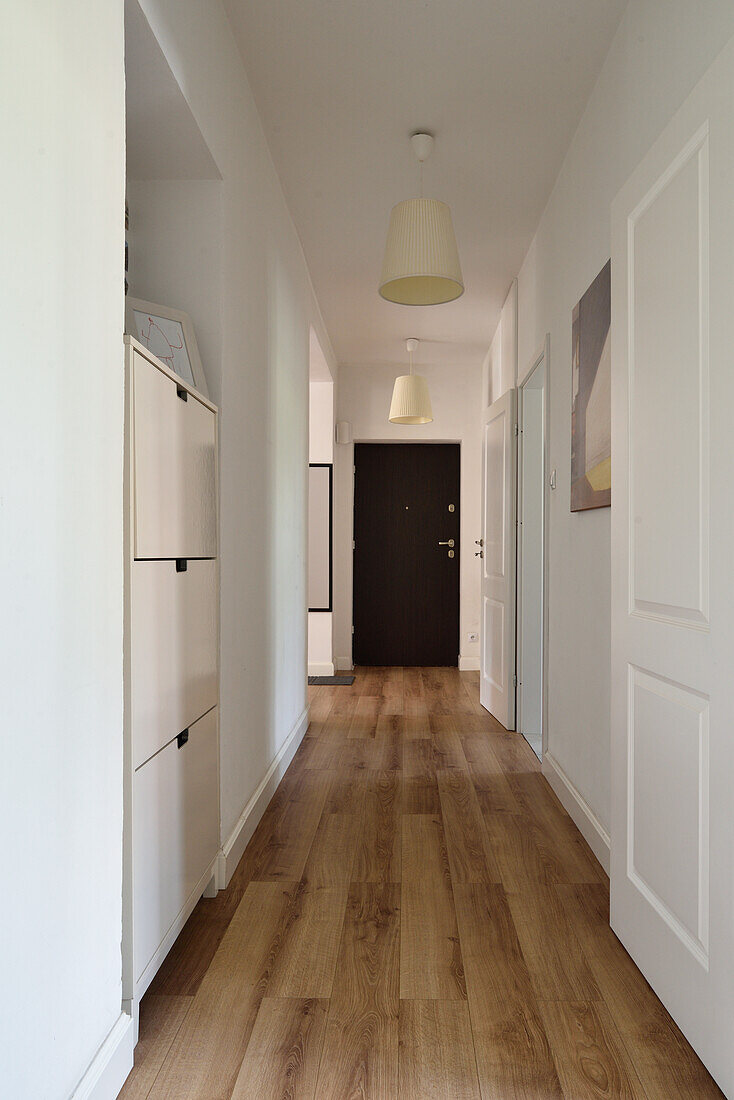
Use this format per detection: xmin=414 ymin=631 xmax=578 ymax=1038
xmin=308 ymin=463 xmax=333 ymax=612
xmin=125 ymin=297 xmax=209 ymax=397
xmin=571 ymin=259 xmax=611 ymax=511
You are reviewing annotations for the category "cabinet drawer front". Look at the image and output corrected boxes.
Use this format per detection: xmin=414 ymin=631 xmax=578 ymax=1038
xmin=131 ymin=558 xmax=218 ymax=769
xmin=133 ymin=707 xmax=219 ymax=986
xmin=133 ymin=350 xmax=217 ymax=559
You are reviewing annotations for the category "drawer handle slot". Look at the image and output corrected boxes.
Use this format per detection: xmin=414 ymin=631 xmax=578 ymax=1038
xmin=177 ymin=729 xmax=189 ymax=749
xmin=176 ymin=386 xmax=188 ymax=402
xmin=176 ymin=558 xmax=188 ymax=572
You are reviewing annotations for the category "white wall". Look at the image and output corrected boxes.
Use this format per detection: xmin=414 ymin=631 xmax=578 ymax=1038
xmin=507 ymin=0 xmax=734 ymax=848
xmin=483 ymin=279 xmax=518 ymax=409
xmin=334 ymin=360 xmax=483 ymax=670
xmin=137 ymin=0 xmax=335 ymax=854
xmin=308 ymin=380 xmax=335 ymax=674
xmin=126 ymin=179 xmax=223 ymax=403
xmin=0 ymin=3 xmax=128 ymax=1097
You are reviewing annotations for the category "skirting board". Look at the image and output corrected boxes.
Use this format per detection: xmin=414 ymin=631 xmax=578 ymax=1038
xmin=218 ymin=705 xmax=310 ymax=888
xmin=308 ymin=661 xmax=335 ymax=677
xmin=542 ymin=751 xmax=610 ymax=875
xmin=70 ymin=1013 xmax=134 ymax=1100
xmin=459 ymin=655 xmax=480 ymax=671
xmin=334 ymin=656 xmax=354 ymax=672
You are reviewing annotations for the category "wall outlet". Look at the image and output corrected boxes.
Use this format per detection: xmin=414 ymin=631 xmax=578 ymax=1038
xmin=467 ymin=631 xmax=478 ymax=644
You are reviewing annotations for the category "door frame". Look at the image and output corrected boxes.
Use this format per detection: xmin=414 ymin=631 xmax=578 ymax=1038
xmin=516 ymin=335 xmax=550 ymax=757
xmin=351 ymin=440 xmax=462 ymax=667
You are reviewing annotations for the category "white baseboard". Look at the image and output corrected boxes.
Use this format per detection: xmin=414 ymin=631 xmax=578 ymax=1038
xmin=70 ymin=1013 xmax=134 ymax=1100
xmin=308 ymin=661 xmax=335 ymax=676
xmin=542 ymin=751 xmax=610 ymax=875
xmin=334 ymin=656 xmax=354 ymax=672
xmin=459 ymin=655 xmax=480 ymax=671
xmin=218 ymin=705 xmax=310 ymax=888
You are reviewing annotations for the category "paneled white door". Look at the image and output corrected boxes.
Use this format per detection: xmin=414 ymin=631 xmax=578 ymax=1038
xmin=610 ymin=36 xmax=734 ymax=1093
xmin=480 ymin=388 xmax=517 ymax=728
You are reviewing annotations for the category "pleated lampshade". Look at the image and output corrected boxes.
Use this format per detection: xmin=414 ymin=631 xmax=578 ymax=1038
xmin=379 ymin=197 xmax=464 ymax=306
xmin=389 ymin=373 xmax=433 ymax=424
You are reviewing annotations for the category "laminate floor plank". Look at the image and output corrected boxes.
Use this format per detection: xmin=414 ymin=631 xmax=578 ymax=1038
xmin=266 ymin=881 xmax=349 ymax=998
xmin=253 ymin=772 xmax=330 ymax=882
xmin=316 ymin=883 xmax=401 ymax=1099
xmin=506 ymin=886 xmax=601 ymax=1003
xmin=460 ymin=733 xmax=520 ymax=813
xmin=230 ymin=997 xmax=328 ymax=1100
xmin=302 ymin=811 xmax=361 ymax=887
xmin=508 ymin=771 xmax=604 ymax=885
xmin=453 ymin=883 xmax=563 ymax=1099
xmin=403 ymin=738 xmax=441 ymax=814
xmin=437 ymin=768 xmax=502 ymax=883
xmin=348 ymin=694 xmax=382 ymax=737
xmin=352 ymin=769 xmax=402 ymax=883
xmin=130 ymin=667 xmax=717 ymax=1100
xmin=401 ymin=815 xmax=466 ymax=1000
xmin=118 ymin=995 xmax=192 ymax=1100
xmin=539 ymin=999 xmax=647 ymax=1099
xmin=399 ymin=999 xmax=481 ymax=1100
xmin=148 ymin=881 xmax=296 ymax=1100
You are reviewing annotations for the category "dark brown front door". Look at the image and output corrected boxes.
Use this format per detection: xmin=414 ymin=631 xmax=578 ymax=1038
xmin=353 ymin=443 xmax=460 ymax=666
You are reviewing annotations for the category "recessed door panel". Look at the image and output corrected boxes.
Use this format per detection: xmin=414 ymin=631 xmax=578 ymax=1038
xmin=629 ymin=140 xmax=709 ymax=626
xmin=133 ymin=350 xmax=217 ymax=559
xmin=133 ymin=707 xmax=219 ymax=991
xmin=131 ymin=558 xmax=218 ymax=769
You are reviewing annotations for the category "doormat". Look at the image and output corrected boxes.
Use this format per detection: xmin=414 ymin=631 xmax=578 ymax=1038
xmin=308 ymin=675 xmax=356 ymax=686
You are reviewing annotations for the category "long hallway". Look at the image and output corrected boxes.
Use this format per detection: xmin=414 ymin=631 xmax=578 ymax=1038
xmin=121 ymin=668 xmax=721 ymax=1099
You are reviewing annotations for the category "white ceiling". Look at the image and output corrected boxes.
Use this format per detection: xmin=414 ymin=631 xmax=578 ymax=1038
xmin=224 ymin=0 xmax=626 ymax=371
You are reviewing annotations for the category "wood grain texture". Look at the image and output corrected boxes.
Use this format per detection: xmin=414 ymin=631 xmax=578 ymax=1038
xmin=230 ymin=997 xmax=328 ymax=1100
xmin=399 ymin=1000 xmax=481 ymax=1100
xmin=539 ymin=1000 xmax=646 ymax=1099
xmin=316 ymin=883 xmax=400 ymax=1099
xmin=129 ymin=669 xmax=720 ymax=1100
xmin=437 ymin=767 xmax=501 ymax=883
xmin=401 ymin=815 xmax=466 ymax=999
xmin=148 ymin=881 xmax=295 ymax=1099
xmin=506 ymin=886 xmax=601 ymax=1003
xmin=266 ymin=881 xmax=349 ymax=998
xmin=352 ymin=769 xmax=402 ymax=883
xmin=118 ymin=995 xmax=192 ymax=1100
xmin=453 ymin=883 xmax=563 ymax=1098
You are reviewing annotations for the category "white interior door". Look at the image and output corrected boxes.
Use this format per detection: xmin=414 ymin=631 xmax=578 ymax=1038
xmin=611 ymin=36 xmax=734 ymax=1094
xmin=480 ymin=388 xmax=517 ymax=728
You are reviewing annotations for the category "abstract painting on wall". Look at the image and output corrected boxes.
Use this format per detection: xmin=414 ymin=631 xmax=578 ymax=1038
xmin=571 ymin=259 xmax=611 ymax=511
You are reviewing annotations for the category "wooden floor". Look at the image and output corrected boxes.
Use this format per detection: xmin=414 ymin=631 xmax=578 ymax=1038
xmin=121 ymin=667 xmax=722 ymax=1099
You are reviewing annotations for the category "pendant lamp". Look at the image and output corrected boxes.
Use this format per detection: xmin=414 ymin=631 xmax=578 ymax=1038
xmin=389 ymin=338 xmax=433 ymax=424
xmin=379 ymin=133 xmax=464 ymax=306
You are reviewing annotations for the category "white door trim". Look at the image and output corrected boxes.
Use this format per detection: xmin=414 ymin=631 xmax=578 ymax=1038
xmin=516 ymin=336 xmax=550 ymax=757
xmin=479 ymin=389 xmax=517 ymax=728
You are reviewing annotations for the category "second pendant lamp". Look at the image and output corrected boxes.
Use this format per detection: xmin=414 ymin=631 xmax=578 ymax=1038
xmin=389 ymin=339 xmax=433 ymax=424
xmin=379 ymin=133 xmax=464 ymax=306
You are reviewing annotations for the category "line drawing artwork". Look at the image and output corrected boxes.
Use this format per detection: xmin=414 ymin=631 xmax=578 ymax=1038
xmin=139 ymin=315 xmax=183 ymax=368
xmin=133 ymin=310 xmax=195 ymax=384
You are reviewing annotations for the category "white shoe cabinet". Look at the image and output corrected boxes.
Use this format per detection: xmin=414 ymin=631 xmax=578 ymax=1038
xmin=122 ymin=336 xmax=219 ymax=1028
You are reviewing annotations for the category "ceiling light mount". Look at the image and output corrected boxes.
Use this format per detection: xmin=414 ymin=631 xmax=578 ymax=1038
xmin=410 ymin=132 xmax=434 ymax=163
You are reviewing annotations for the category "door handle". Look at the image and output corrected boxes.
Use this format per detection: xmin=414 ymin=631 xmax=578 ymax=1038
xmin=438 ymin=539 xmax=455 ymax=548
